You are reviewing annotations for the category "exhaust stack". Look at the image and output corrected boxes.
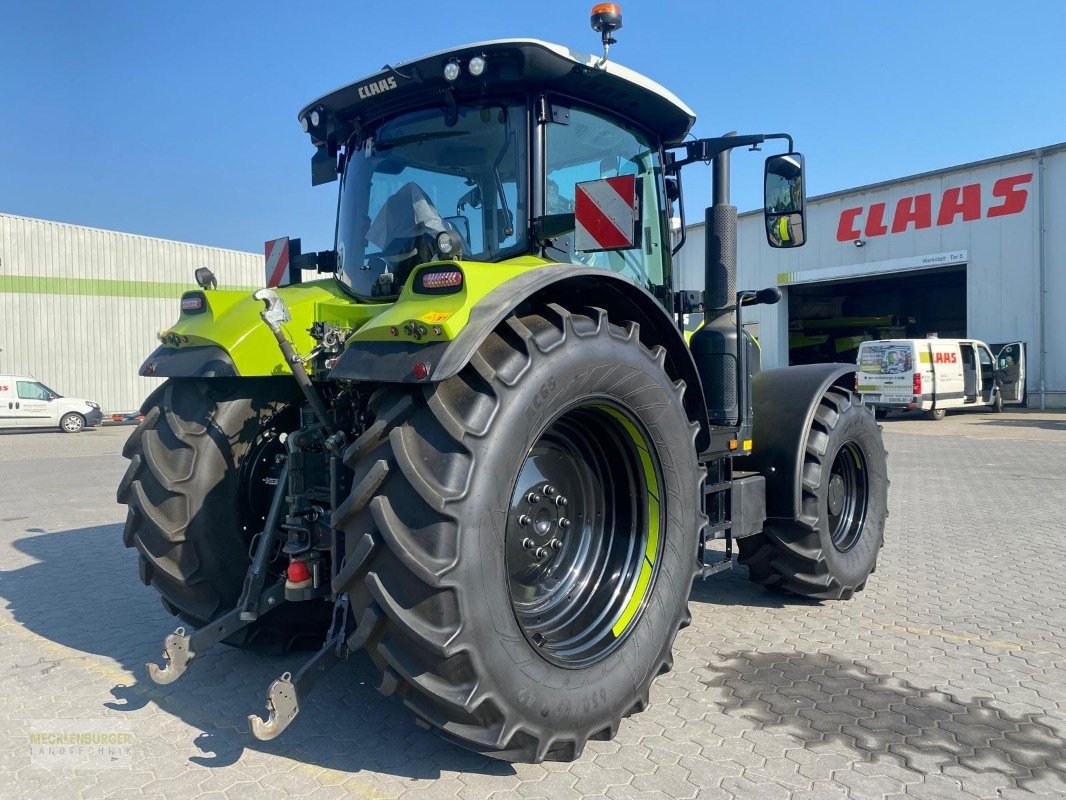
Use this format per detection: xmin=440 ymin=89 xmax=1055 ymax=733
xmin=690 ymin=140 xmax=740 ymax=426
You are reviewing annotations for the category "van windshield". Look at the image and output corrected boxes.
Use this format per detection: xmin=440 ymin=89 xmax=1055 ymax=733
xmin=335 ymin=100 xmax=528 ymax=299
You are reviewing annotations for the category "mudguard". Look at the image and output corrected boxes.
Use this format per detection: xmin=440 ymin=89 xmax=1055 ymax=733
xmin=735 ymin=363 xmax=859 ymax=520
xmin=140 ymin=345 xmax=238 ymax=378
xmin=138 ymin=280 xmax=381 ymax=379
xmin=329 ymin=266 xmax=710 ymax=444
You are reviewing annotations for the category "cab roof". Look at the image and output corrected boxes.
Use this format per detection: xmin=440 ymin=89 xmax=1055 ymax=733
xmin=299 ymin=39 xmax=696 ymax=150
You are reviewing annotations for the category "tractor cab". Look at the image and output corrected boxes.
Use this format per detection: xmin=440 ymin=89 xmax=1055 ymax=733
xmin=299 ymin=39 xmax=696 ymax=299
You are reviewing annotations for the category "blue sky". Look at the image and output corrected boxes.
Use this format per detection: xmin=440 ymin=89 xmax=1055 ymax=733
xmin=2 ymin=2 xmax=1061 ymax=255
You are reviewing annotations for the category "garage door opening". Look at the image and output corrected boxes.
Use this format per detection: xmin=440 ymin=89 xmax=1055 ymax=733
xmin=787 ymin=266 xmax=967 ymax=366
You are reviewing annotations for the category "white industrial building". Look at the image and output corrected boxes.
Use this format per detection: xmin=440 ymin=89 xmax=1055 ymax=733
xmin=677 ymin=142 xmax=1066 ymax=408
xmin=3 ymin=142 xmax=1063 ymax=415
xmin=0 ymin=213 xmax=262 ymax=414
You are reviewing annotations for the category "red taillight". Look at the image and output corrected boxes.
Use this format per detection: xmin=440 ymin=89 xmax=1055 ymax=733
xmin=913 ymin=372 xmax=922 ymax=395
xmin=287 ymin=560 xmax=311 ymax=583
xmin=417 ymin=269 xmax=463 ymax=292
xmin=180 ymin=292 xmax=206 ymax=313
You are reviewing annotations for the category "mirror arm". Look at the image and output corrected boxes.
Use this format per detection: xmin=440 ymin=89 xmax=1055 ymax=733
xmin=666 ymin=133 xmax=793 ymax=173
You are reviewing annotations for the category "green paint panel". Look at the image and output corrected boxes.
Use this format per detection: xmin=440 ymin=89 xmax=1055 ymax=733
xmin=0 ymin=274 xmax=258 ymax=299
xmin=159 ymin=278 xmax=385 ymax=376
xmin=347 ymin=256 xmax=555 ymax=344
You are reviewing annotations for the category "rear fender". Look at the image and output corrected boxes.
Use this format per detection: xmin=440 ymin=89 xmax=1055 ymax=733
xmin=329 ymin=264 xmax=710 ymax=446
xmin=139 ymin=280 xmax=380 ymax=378
xmin=735 ymin=363 xmax=859 ymax=520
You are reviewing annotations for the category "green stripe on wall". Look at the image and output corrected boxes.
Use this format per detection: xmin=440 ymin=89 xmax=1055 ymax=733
xmin=0 ymin=274 xmax=258 ymax=299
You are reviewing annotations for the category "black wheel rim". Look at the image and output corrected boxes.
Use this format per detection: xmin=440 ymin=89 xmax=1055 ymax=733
xmin=505 ymin=403 xmax=663 ymax=669
xmin=827 ymin=441 xmax=869 ymax=552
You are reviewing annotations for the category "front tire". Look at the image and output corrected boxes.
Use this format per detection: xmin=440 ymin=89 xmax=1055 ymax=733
xmin=739 ymin=388 xmax=888 ymax=599
xmin=60 ymin=412 xmax=85 ymax=433
xmin=117 ymin=378 xmax=331 ymax=652
xmin=333 ymin=306 xmax=703 ymax=761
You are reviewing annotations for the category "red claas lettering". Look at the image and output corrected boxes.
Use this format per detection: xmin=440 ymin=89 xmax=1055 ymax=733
xmin=836 ymin=173 xmax=1033 ymax=241
xmin=936 ymin=184 xmax=982 ymax=226
xmin=986 ymin=173 xmax=1032 ymax=218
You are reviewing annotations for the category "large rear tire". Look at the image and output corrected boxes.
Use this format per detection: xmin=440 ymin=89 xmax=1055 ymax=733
xmin=739 ymin=388 xmax=888 ymax=599
xmin=117 ymin=377 xmax=331 ymax=652
xmin=333 ymin=305 xmax=703 ymax=761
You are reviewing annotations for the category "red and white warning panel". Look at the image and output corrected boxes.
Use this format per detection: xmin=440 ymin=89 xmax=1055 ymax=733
xmin=264 ymin=237 xmax=290 ymax=287
xmin=574 ymin=175 xmax=640 ymax=252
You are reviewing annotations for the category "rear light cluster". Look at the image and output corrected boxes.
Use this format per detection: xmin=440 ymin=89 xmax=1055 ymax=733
xmin=415 ymin=267 xmax=463 ymax=294
xmin=181 ymin=292 xmax=206 ymax=313
xmin=913 ymin=372 xmax=922 ymax=395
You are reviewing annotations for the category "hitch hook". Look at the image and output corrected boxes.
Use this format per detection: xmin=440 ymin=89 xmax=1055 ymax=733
xmin=146 ymin=627 xmax=194 ymax=685
xmin=248 ymin=672 xmax=299 ymax=741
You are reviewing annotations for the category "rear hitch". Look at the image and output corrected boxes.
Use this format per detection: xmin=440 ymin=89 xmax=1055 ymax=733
xmin=253 ymin=288 xmax=341 ymax=443
xmin=146 ymin=579 xmax=286 ymax=684
xmin=248 ymin=595 xmax=352 ymax=741
xmin=146 ymin=464 xmax=291 ymax=685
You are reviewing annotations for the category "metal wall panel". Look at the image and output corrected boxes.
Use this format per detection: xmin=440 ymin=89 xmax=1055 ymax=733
xmin=0 ymin=213 xmax=263 ymax=414
xmin=674 ymin=147 xmax=1065 ymax=407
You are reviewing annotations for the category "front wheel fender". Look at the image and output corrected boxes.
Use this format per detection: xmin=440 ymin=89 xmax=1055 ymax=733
xmin=735 ymin=363 xmax=861 ymax=520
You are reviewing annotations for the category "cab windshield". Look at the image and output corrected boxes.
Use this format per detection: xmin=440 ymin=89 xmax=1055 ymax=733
xmin=336 ymin=100 xmax=528 ymax=298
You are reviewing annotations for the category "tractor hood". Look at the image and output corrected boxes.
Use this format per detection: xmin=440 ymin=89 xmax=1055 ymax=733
xmin=298 ymin=39 xmax=696 ymax=173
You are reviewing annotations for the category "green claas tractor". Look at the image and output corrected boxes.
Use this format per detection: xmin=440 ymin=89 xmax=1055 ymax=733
xmin=119 ymin=8 xmax=888 ymax=762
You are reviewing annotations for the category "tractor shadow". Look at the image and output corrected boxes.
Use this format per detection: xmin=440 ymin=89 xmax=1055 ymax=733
xmin=706 ymin=650 xmax=1066 ymax=790
xmin=689 ymin=556 xmax=824 ymax=610
xmin=0 ymin=524 xmax=516 ymax=779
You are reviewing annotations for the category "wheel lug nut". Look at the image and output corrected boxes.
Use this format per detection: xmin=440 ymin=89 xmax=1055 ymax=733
xmin=526 ymin=492 xmax=540 ymax=503
xmin=522 ymin=538 xmax=535 ymax=549
xmin=534 ymin=547 xmax=548 ymax=559
xmin=550 ymin=539 xmax=562 ymax=550
xmin=555 ymin=496 xmax=567 ymax=507
xmin=559 ymin=517 xmax=571 ymax=528
xmin=543 ymin=484 xmax=557 ymax=497
xmin=518 ymin=514 xmax=531 ymax=526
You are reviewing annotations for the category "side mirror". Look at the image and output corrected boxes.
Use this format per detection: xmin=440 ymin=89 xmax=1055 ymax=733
xmin=764 ymin=153 xmax=806 ymax=248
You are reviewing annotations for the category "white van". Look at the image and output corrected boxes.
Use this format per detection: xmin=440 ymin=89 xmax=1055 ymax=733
xmin=856 ymin=338 xmax=1025 ymax=420
xmin=0 ymin=376 xmax=104 ymax=432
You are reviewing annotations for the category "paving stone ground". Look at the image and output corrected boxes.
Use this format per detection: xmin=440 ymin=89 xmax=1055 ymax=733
xmin=1 ymin=409 xmax=1065 ymax=799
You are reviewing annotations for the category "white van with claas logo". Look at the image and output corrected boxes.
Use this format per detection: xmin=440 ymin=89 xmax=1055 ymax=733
xmin=856 ymin=338 xmax=1025 ymax=420
xmin=0 ymin=375 xmax=104 ymax=432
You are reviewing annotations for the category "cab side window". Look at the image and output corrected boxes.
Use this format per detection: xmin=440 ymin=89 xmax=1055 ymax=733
xmin=17 ymin=381 xmax=50 ymax=400
xmin=546 ymin=105 xmax=664 ymax=287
